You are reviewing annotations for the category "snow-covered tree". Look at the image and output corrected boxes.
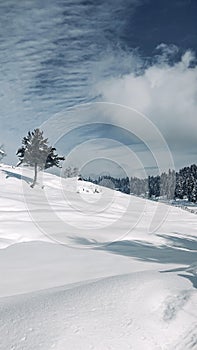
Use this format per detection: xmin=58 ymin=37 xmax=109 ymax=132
xmin=0 ymin=144 xmax=6 ymax=162
xmin=16 ymin=129 xmax=65 ymax=187
xmin=64 ymin=166 xmax=79 ymax=178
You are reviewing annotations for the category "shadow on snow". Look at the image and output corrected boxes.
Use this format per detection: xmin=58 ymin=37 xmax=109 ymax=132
xmin=70 ymin=233 xmax=197 ymax=288
xmin=2 ymin=169 xmax=32 ymax=184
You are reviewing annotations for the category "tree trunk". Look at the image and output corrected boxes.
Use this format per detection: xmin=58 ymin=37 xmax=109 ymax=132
xmin=31 ymin=163 xmax=38 ymax=188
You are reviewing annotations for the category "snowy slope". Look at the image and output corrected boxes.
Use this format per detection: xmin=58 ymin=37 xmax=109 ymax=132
xmin=0 ymin=164 xmax=196 ymax=350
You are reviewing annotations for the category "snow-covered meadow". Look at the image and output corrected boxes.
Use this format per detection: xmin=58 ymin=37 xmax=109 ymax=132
xmin=0 ymin=164 xmax=196 ymax=350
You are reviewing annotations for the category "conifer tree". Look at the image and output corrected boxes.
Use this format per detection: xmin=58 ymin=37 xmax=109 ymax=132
xmin=16 ymin=129 xmax=65 ymax=187
xmin=0 ymin=144 xmax=6 ymax=161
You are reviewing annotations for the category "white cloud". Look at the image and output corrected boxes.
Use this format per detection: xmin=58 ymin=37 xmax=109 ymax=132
xmin=156 ymin=43 xmax=179 ymax=57
xmin=95 ymin=47 xmax=197 ymax=169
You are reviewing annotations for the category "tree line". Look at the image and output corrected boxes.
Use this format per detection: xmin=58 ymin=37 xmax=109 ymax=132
xmin=85 ymin=165 xmax=197 ymax=203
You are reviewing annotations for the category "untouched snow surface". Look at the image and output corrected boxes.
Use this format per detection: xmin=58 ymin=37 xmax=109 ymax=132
xmin=0 ymin=164 xmax=196 ymax=350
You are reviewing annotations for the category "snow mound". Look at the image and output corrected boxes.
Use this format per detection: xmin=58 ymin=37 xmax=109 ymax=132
xmin=0 ymin=271 xmax=196 ymax=350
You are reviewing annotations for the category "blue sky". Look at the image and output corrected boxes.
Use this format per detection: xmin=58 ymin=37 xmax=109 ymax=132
xmin=0 ymin=0 xmax=196 ymax=177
